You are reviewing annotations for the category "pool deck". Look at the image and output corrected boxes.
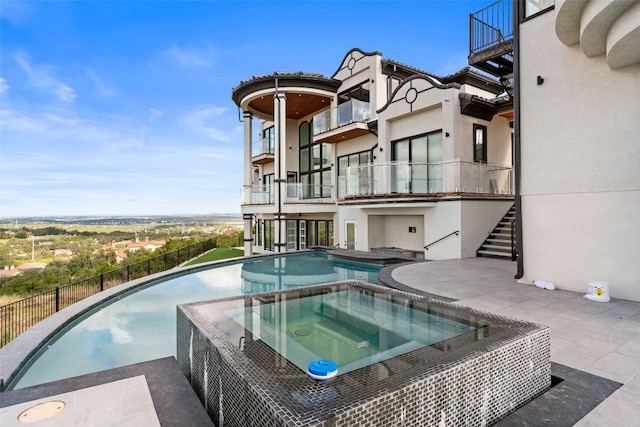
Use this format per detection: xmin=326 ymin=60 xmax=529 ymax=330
xmin=1 ymin=255 xmax=638 ymax=426
xmin=388 ymin=257 xmax=640 ymax=426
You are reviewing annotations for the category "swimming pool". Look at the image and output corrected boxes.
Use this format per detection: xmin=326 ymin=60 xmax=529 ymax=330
xmin=7 ymin=252 xmax=382 ymax=390
xmin=193 ymin=284 xmax=479 ymax=376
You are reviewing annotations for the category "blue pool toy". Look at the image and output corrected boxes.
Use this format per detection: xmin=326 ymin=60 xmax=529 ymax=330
xmin=307 ymin=359 xmax=338 ymax=380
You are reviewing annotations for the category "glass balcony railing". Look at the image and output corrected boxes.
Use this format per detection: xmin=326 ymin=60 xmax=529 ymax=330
xmin=313 ymin=99 xmax=371 ymax=135
xmin=241 ymin=184 xmax=334 ymax=205
xmin=338 ymin=160 xmax=513 ymax=198
xmin=252 ymin=136 xmax=275 ymax=157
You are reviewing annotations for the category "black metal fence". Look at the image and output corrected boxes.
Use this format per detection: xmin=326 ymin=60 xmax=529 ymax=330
xmin=0 ymin=239 xmax=216 ymax=347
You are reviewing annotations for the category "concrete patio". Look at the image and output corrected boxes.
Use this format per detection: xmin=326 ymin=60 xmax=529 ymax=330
xmin=389 ymin=257 xmax=640 ymax=426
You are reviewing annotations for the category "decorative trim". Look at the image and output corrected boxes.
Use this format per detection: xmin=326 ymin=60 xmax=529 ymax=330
xmin=378 ymin=75 xmax=459 ymax=114
xmin=330 ymin=48 xmax=383 ymax=78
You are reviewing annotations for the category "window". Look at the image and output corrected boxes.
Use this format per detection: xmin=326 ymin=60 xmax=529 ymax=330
xmin=524 ymin=0 xmax=554 ymax=18
xmin=256 ymin=219 xmax=262 ymax=247
xmin=263 ymin=173 xmax=274 ymax=203
xmin=473 ymin=124 xmax=487 ymax=163
xmin=262 ymin=126 xmax=274 ymax=154
xmin=338 ymin=81 xmax=371 ymax=126
xmin=338 ymin=81 xmax=370 ymax=104
xmin=264 ymin=220 xmax=274 ymax=251
xmin=392 ymin=131 xmax=443 ymax=193
xmin=337 ymin=150 xmax=373 ymax=198
xmin=299 ymin=120 xmax=332 ymax=198
xmin=304 ymin=220 xmax=334 ymax=247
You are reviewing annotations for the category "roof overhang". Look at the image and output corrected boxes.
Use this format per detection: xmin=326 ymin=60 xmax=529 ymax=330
xmin=232 ymin=72 xmax=341 ymax=120
xmin=459 ymin=93 xmax=513 ymax=122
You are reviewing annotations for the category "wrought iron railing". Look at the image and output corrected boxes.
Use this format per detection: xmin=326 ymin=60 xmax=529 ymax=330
xmin=470 ymin=0 xmax=513 ymax=56
xmin=0 ymin=239 xmax=216 ymax=347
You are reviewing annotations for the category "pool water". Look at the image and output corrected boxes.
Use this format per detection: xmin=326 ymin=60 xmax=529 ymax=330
xmin=219 ymin=287 xmax=478 ymax=375
xmin=9 ymin=252 xmax=382 ymax=390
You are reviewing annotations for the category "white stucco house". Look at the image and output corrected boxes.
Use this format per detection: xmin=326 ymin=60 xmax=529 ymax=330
xmin=232 ymin=48 xmax=515 ymax=261
xmin=471 ymin=0 xmax=639 ymax=301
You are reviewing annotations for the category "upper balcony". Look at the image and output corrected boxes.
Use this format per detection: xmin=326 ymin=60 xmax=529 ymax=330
xmin=312 ymin=99 xmax=372 ymax=144
xmin=468 ymin=0 xmax=514 ymax=78
xmin=252 ymin=136 xmax=274 ymax=164
xmin=338 ymin=160 xmax=513 ymax=200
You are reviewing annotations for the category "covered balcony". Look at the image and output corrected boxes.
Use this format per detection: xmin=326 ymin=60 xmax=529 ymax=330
xmin=338 ymin=160 xmax=513 ymax=199
xmin=241 ymin=184 xmax=335 ymax=206
xmin=251 ymin=136 xmax=274 ymax=164
xmin=313 ymin=99 xmax=372 ymax=143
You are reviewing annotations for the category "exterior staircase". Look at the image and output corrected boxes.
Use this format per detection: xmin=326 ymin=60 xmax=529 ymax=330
xmin=477 ymin=203 xmax=516 ymax=259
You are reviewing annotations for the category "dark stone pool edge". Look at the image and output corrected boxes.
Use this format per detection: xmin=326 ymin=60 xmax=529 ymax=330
xmin=496 ymin=362 xmax=622 ymax=426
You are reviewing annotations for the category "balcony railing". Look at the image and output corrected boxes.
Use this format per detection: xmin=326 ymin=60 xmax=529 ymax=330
xmin=313 ymin=99 xmax=371 ymax=135
xmin=252 ymin=136 xmax=275 ymax=157
xmin=338 ymin=160 xmax=513 ymax=198
xmin=470 ymin=0 xmax=513 ymax=56
xmin=242 ymin=184 xmax=334 ymax=205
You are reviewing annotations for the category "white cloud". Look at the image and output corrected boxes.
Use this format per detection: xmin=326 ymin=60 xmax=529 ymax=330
xmin=0 ymin=77 xmax=9 ymax=94
xmin=84 ymin=68 xmax=114 ymax=98
xmin=182 ymin=106 xmax=240 ymax=142
xmin=163 ymin=44 xmax=215 ymax=68
xmin=149 ymin=108 xmax=163 ymax=121
xmin=15 ymin=54 xmax=77 ymax=102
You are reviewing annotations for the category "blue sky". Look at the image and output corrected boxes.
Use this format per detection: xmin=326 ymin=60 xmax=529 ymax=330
xmin=1 ymin=0 xmax=492 ymax=217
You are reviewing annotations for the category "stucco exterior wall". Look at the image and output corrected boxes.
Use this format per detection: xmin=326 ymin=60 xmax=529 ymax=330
xmin=519 ymin=12 xmax=640 ymax=300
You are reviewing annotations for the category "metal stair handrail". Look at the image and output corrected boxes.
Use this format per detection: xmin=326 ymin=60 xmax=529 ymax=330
xmin=424 ymin=231 xmax=460 ymax=250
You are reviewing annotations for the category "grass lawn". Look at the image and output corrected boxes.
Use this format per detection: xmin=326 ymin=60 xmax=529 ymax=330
xmin=184 ymin=248 xmax=244 ymax=266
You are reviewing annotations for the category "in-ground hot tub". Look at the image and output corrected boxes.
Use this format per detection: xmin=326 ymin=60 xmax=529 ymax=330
xmin=177 ymin=281 xmax=550 ymax=426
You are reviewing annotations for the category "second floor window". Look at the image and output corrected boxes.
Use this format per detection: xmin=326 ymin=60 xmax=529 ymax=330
xmin=337 ymin=150 xmax=373 ymax=198
xmin=473 ymin=124 xmax=487 ymax=163
xmin=393 ymin=131 xmax=443 ymax=193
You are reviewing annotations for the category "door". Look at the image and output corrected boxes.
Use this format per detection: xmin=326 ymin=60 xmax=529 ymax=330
xmin=299 ymin=221 xmax=306 ymax=250
xmin=345 ymin=220 xmax=356 ymax=250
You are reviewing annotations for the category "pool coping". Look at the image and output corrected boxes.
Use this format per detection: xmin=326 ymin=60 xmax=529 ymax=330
xmin=0 ymin=357 xmax=214 ymax=426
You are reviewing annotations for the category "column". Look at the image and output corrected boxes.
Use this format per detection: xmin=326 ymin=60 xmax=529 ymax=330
xmin=243 ymin=111 xmax=254 ymax=256
xmin=273 ymin=90 xmax=287 ymax=252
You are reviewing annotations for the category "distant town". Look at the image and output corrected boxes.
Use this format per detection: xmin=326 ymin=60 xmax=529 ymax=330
xmin=0 ymin=214 xmax=244 ymax=301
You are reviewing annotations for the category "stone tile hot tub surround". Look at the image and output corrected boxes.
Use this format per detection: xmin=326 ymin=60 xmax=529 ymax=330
xmin=177 ymin=281 xmax=551 ymax=426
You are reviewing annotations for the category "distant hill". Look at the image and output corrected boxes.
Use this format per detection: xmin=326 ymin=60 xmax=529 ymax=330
xmin=1 ymin=214 xmax=243 ymax=226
